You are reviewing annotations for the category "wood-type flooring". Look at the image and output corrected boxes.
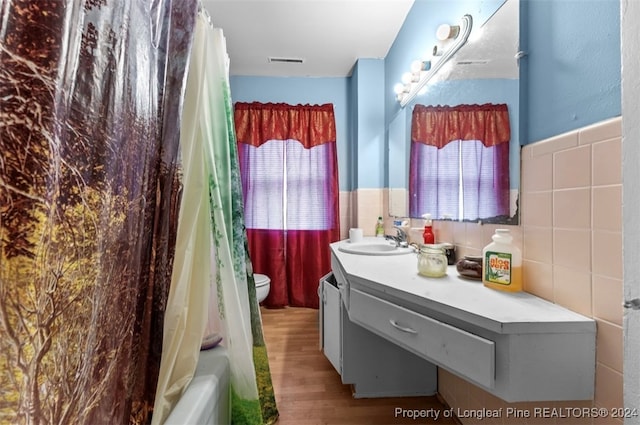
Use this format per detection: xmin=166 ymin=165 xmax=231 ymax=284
xmin=260 ymin=306 xmax=458 ymax=425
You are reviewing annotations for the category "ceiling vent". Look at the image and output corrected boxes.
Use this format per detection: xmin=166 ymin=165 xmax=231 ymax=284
xmin=455 ymin=59 xmax=490 ymax=66
xmin=268 ymin=57 xmax=305 ymax=64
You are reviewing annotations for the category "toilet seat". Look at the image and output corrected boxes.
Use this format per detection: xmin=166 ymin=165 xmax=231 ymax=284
xmin=254 ymin=273 xmax=270 ymax=287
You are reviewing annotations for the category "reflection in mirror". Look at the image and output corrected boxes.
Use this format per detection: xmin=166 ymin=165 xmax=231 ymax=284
xmin=409 ymin=103 xmax=511 ymax=221
xmin=388 ymin=0 xmax=520 ymax=224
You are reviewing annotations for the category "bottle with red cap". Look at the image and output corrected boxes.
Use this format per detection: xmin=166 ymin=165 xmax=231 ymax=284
xmin=422 ymin=213 xmax=435 ymax=244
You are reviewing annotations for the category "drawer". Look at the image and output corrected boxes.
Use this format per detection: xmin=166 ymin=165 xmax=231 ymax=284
xmin=349 ymin=288 xmax=495 ymax=388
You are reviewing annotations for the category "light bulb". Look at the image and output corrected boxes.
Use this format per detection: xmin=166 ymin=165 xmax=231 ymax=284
xmin=393 ymin=83 xmax=405 ymax=95
xmin=432 ymin=44 xmax=445 ymax=57
xmin=436 ymin=24 xmax=460 ymax=41
xmin=401 ymin=72 xmax=412 ymax=85
xmin=411 ymin=59 xmax=432 ymax=73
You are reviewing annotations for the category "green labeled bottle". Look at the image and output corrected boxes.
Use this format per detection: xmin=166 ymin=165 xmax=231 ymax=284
xmin=375 ymin=216 xmax=384 ymax=237
xmin=482 ymin=229 xmax=522 ymax=292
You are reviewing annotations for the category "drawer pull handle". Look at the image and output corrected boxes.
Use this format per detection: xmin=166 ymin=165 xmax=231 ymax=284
xmin=389 ymin=319 xmax=417 ymax=334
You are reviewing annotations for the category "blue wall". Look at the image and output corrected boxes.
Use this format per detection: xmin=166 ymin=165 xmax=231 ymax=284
xmin=229 ymin=0 xmax=621 ymax=191
xmin=523 ymin=0 xmax=620 ymax=143
xmin=352 ymin=59 xmax=386 ymax=189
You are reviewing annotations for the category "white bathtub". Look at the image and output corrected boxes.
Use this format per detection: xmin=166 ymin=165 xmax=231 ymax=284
xmin=164 ymin=347 xmax=230 ymax=425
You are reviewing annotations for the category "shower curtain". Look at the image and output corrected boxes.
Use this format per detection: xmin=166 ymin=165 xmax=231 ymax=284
xmin=152 ymin=11 xmax=278 ymax=425
xmin=0 ymin=0 xmax=197 ymax=424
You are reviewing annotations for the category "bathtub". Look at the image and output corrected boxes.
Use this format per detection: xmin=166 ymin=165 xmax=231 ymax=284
xmin=164 ymin=346 xmax=230 ymax=425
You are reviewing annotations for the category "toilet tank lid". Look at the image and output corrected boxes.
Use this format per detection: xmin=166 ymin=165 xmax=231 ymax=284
xmin=254 ymin=273 xmax=270 ymax=286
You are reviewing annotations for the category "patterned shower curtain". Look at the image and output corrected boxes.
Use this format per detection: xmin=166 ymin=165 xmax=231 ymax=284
xmin=151 ymin=11 xmax=279 ymax=425
xmin=0 ymin=0 xmax=197 ymax=424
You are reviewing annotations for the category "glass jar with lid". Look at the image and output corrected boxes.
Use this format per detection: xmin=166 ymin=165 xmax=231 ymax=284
xmin=417 ymin=245 xmax=448 ymax=278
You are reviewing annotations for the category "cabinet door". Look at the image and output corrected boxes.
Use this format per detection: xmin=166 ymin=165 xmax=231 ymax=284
xmin=322 ymin=279 xmax=341 ymax=374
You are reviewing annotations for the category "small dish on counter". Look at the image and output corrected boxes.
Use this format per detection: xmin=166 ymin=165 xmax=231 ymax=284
xmin=455 ymin=255 xmax=483 ymax=280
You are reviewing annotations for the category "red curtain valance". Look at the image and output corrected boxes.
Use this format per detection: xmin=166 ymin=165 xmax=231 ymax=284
xmin=411 ymin=103 xmax=511 ymax=148
xmin=234 ymin=102 xmax=336 ymax=149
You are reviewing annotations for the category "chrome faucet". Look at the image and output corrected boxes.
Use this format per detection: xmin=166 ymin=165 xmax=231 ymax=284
xmin=385 ymin=226 xmax=409 ymax=247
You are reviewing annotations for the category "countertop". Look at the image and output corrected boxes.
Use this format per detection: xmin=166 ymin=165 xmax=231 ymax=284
xmin=330 ymin=238 xmax=595 ymax=335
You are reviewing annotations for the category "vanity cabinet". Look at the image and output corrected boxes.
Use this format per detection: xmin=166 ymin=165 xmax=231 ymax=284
xmin=319 ymin=273 xmax=437 ymax=398
xmin=329 ymin=239 xmax=597 ymax=403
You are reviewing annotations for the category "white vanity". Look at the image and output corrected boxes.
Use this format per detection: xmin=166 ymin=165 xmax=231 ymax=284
xmin=320 ymin=238 xmax=596 ymax=402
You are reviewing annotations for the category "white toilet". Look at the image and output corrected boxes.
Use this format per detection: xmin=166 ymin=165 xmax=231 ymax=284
xmin=254 ymin=273 xmax=271 ymax=303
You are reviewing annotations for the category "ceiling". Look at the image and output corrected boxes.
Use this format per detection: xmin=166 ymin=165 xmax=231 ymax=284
xmin=200 ymin=0 xmax=415 ymax=77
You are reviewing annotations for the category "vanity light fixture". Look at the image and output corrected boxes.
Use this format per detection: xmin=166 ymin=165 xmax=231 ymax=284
xmin=436 ymin=23 xmax=460 ymax=41
xmin=396 ymin=14 xmax=473 ymax=107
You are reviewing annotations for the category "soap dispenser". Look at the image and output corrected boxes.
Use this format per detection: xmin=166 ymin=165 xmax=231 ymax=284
xmin=375 ymin=216 xmax=385 ymax=237
xmin=422 ymin=213 xmax=435 ymax=244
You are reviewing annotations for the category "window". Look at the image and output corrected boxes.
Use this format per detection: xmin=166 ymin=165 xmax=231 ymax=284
xmin=239 ymin=139 xmax=336 ymax=230
xmin=234 ymin=101 xmax=340 ymax=308
xmin=409 ymin=104 xmax=510 ymax=221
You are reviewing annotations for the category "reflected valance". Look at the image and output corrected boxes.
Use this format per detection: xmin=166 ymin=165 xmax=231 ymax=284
xmin=234 ymin=102 xmax=336 ymax=148
xmin=411 ymin=103 xmax=511 ymax=148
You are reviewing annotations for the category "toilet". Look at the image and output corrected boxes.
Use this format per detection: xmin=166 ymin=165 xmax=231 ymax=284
xmin=254 ymin=273 xmax=271 ymax=303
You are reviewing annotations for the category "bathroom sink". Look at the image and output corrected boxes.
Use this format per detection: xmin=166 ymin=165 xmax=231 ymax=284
xmin=338 ymin=241 xmax=414 ymax=256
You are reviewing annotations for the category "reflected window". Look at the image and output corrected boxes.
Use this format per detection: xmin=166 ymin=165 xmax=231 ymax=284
xmin=409 ymin=104 xmax=510 ymax=221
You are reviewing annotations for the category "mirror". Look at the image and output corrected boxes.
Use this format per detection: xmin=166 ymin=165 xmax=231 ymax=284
xmin=388 ymin=0 xmax=520 ymax=224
